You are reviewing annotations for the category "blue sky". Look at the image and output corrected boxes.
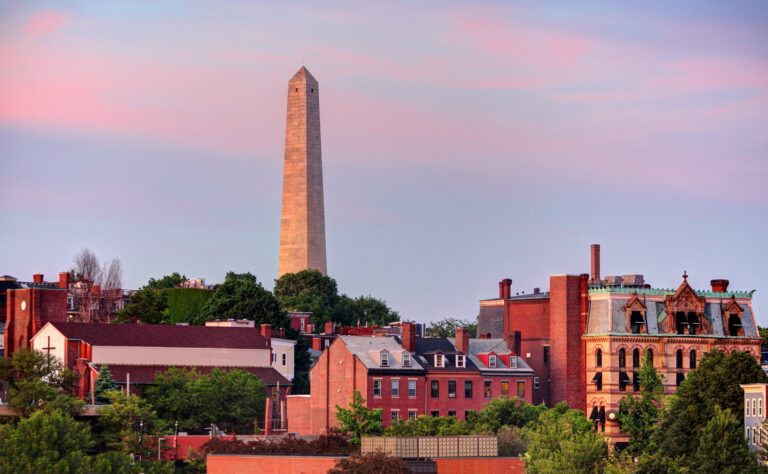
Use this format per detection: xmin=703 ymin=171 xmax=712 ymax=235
xmin=1 ymin=1 xmax=766 ymax=324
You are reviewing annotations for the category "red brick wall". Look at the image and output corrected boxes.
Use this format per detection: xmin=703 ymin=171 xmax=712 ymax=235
xmin=4 ymin=287 xmax=67 ymax=358
xmin=506 ymin=298 xmax=551 ymax=405
xmin=434 ymin=457 xmax=526 ymax=473
xmin=549 ymin=275 xmax=583 ymax=409
xmin=368 ymin=374 xmax=426 ymax=425
xmin=207 ymin=455 xmax=341 ymax=474
xmin=287 ymin=396 xmax=311 ymax=434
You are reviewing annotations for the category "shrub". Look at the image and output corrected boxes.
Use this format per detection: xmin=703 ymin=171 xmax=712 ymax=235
xmin=329 ymin=452 xmax=409 ymax=474
xmin=200 ymin=432 xmax=354 ymax=456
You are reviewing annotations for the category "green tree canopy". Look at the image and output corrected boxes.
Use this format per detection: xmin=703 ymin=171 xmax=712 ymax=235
xmin=335 ymin=390 xmax=384 ymax=446
xmin=196 ymin=272 xmax=287 ymax=327
xmin=335 ymin=295 xmax=400 ymax=327
xmin=94 ymin=365 xmax=119 ymax=405
xmin=467 ymin=396 xmax=546 ymax=433
xmin=274 ymin=270 xmax=340 ymax=327
xmin=523 ymin=403 xmax=608 ymax=474
xmin=144 ymin=368 xmax=266 ymax=434
xmin=0 ymin=348 xmax=83 ymax=417
xmin=98 ymin=390 xmax=159 ymax=455
xmin=654 ymin=350 xmax=768 ymax=460
xmin=617 ymin=350 xmax=663 ymax=455
xmin=116 ymin=288 xmax=169 ymax=324
xmin=425 ymin=317 xmax=477 ymax=338
xmin=386 ymin=415 xmax=471 ymax=436
xmin=144 ymin=272 xmax=187 ymax=290
xmin=690 ymin=406 xmax=759 ymax=474
xmin=0 ymin=410 xmax=139 ymax=474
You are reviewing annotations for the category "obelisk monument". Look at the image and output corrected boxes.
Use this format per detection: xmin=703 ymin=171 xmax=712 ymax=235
xmin=278 ymin=67 xmax=327 ymax=276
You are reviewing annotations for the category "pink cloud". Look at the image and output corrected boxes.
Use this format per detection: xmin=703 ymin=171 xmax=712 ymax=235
xmin=23 ymin=10 xmax=68 ymax=38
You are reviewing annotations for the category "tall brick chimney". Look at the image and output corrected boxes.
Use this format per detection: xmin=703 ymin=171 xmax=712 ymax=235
xmin=499 ymin=279 xmax=512 ymax=300
xmin=402 ymin=322 xmax=416 ymax=353
xmin=455 ymin=327 xmax=470 ymax=354
xmin=324 ymin=321 xmax=335 ymax=335
xmin=33 ymin=273 xmax=44 ymax=283
xmin=311 ymin=337 xmax=323 ymax=351
xmin=590 ymin=244 xmax=601 ymax=283
xmin=59 ymin=272 xmax=70 ymax=289
xmin=711 ymin=279 xmax=729 ymax=292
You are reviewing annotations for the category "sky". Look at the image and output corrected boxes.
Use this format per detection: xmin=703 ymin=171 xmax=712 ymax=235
xmin=1 ymin=1 xmax=767 ymax=325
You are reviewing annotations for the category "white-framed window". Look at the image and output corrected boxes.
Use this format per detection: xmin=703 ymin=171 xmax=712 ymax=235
xmin=300 ymin=319 xmax=306 ymax=331
xmin=381 ymin=351 xmax=389 ymax=367
xmin=403 ymin=353 xmax=411 ymax=367
xmin=408 ymin=410 xmax=418 ymax=420
xmin=391 ymin=410 xmax=400 ymax=422
xmin=456 ymin=355 xmax=466 ymax=368
xmin=272 ymin=352 xmax=277 ymax=363
xmin=754 ymin=428 xmax=758 ymax=445
xmin=747 ymin=399 xmax=751 ymax=417
xmin=489 ymin=354 xmax=497 ymax=368
xmin=324 ymin=339 xmax=330 ymax=348
xmin=408 ymin=379 xmax=417 ymax=398
xmin=748 ymin=428 xmax=752 ymax=444
xmin=282 ymin=353 xmax=287 ymax=366
xmin=391 ymin=379 xmax=400 ymax=397
xmin=753 ymin=399 xmax=757 ymax=417
xmin=435 ymin=354 xmax=445 ymax=368
xmin=509 ymin=356 xmax=518 ymax=368
xmin=534 ymin=377 xmax=540 ymax=390
xmin=373 ymin=379 xmax=382 ymax=397
xmin=760 ymin=398 xmax=764 ymax=417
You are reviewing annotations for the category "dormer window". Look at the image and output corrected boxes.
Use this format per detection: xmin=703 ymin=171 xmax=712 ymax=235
xmin=489 ymin=354 xmax=497 ymax=368
xmin=728 ymin=314 xmax=743 ymax=337
xmin=403 ymin=353 xmax=411 ymax=367
xmin=630 ymin=311 xmax=645 ymax=334
xmin=380 ymin=351 xmax=389 ymax=367
xmin=456 ymin=355 xmax=466 ymax=368
xmin=434 ymin=353 xmax=445 ymax=368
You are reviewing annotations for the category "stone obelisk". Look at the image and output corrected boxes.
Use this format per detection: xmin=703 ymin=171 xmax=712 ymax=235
xmin=278 ymin=67 xmax=327 ymax=277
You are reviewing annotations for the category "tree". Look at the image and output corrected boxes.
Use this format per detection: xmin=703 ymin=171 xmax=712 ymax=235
xmin=274 ymin=270 xmax=340 ymax=327
xmin=0 ymin=348 xmax=83 ymax=417
xmin=94 ymin=365 xmax=119 ymax=404
xmin=287 ymin=329 xmax=312 ymax=394
xmin=654 ymin=350 xmax=768 ymax=460
xmin=71 ymin=248 xmax=124 ymax=323
xmin=690 ymin=406 xmax=759 ymax=474
xmin=523 ymin=404 xmax=608 ymax=474
xmin=617 ymin=350 xmax=663 ymax=455
xmin=98 ymin=390 xmax=159 ymax=455
xmin=466 ymin=396 xmax=545 ymax=433
xmin=73 ymin=247 xmax=102 ymax=283
xmin=336 ymin=295 xmax=400 ymax=327
xmin=329 ymin=452 xmax=410 ymax=474
xmin=0 ymin=409 xmax=144 ymax=474
xmin=145 ymin=272 xmax=187 ymax=290
xmin=116 ymin=288 xmax=169 ymax=324
xmin=426 ymin=317 xmax=477 ymax=338
xmin=144 ymin=367 xmax=203 ymax=433
xmin=335 ymin=390 xmax=384 ymax=446
xmin=386 ymin=415 xmax=470 ymax=436
xmin=197 ymin=272 xmax=286 ymax=327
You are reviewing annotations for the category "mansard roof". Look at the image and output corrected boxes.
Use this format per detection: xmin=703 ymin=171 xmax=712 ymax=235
xmin=46 ymin=322 xmax=270 ymax=349
xmin=447 ymin=337 xmax=534 ymax=373
xmin=338 ymin=335 xmax=424 ymax=371
xmin=414 ymin=338 xmax=477 ymax=371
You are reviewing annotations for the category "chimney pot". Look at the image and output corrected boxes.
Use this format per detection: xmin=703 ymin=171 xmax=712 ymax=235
xmin=260 ymin=323 xmax=272 ymax=341
xmin=533 ymin=287 xmax=540 ymax=294
xmin=711 ymin=279 xmax=730 ymax=293
xmin=311 ymin=337 xmax=323 ymax=351
xmin=455 ymin=327 xmax=470 ymax=354
xmin=324 ymin=321 xmax=335 ymax=335
xmin=33 ymin=273 xmax=44 ymax=283
xmin=59 ymin=272 xmax=70 ymax=289
xmin=499 ymin=279 xmax=512 ymax=299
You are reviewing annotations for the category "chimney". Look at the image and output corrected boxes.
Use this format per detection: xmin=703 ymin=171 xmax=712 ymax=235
xmin=499 ymin=279 xmax=512 ymax=300
xmin=33 ymin=273 xmax=44 ymax=283
xmin=533 ymin=287 xmax=540 ymax=294
xmin=260 ymin=323 xmax=272 ymax=345
xmin=306 ymin=323 xmax=314 ymax=334
xmin=402 ymin=322 xmax=416 ymax=353
xmin=711 ymin=279 xmax=730 ymax=293
xmin=513 ymin=331 xmax=522 ymax=355
xmin=324 ymin=321 xmax=335 ymax=335
xmin=455 ymin=327 xmax=470 ymax=355
xmin=590 ymin=244 xmax=601 ymax=283
xmin=59 ymin=272 xmax=70 ymax=289
xmin=311 ymin=337 xmax=323 ymax=351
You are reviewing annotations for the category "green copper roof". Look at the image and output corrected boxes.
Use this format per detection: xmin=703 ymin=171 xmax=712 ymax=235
xmin=588 ymin=287 xmax=755 ymax=298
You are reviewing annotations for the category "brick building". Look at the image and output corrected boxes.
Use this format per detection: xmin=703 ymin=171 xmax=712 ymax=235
xmin=477 ymin=244 xmax=761 ymax=445
xmin=287 ymin=322 xmax=533 ymax=435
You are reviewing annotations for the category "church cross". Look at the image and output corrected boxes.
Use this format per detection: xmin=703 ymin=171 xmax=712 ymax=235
xmin=43 ymin=336 xmax=56 ymax=356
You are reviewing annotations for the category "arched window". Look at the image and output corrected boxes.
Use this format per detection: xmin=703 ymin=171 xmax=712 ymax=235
xmin=676 ymin=349 xmax=683 ymax=369
xmin=632 ymin=349 xmax=640 ymax=368
xmin=596 ymin=349 xmax=602 ymax=368
xmin=690 ymin=350 xmax=697 ymax=369
xmin=646 ymin=349 xmax=653 ymax=366
xmin=619 ymin=349 xmax=626 ymax=368
xmin=728 ymin=314 xmax=743 ymax=337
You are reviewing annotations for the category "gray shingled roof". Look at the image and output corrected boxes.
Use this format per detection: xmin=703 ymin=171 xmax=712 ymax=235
xmin=447 ymin=337 xmax=534 ymax=374
xmin=339 ymin=335 xmax=425 ymax=370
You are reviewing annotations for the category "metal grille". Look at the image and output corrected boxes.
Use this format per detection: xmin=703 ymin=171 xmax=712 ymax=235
xmin=361 ymin=436 xmax=498 ymax=458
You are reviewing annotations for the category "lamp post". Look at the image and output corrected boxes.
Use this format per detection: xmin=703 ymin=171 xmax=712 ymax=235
xmin=138 ymin=420 xmax=144 ymax=462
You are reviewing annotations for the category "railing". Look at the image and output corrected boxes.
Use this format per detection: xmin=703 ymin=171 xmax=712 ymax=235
xmin=361 ymin=435 xmax=498 ymax=458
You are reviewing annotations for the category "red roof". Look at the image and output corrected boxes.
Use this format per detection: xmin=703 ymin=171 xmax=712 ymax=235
xmin=105 ymin=364 xmax=290 ymax=386
xmin=48 ymin=322 xmax=269 ymax=349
